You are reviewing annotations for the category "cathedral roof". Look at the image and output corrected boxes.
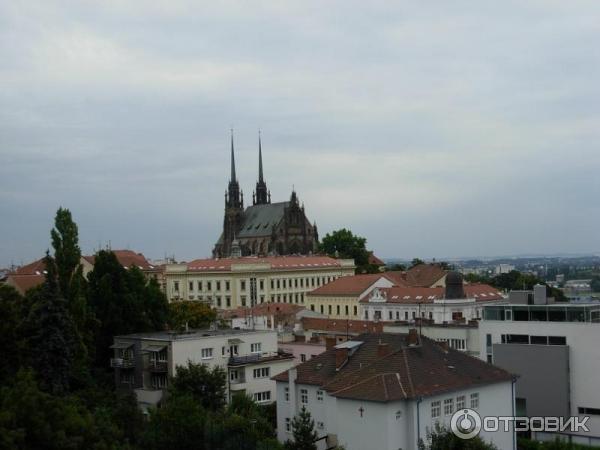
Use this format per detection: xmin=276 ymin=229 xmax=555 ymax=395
xmin=236 ymin=201 xmax=290 ymax=238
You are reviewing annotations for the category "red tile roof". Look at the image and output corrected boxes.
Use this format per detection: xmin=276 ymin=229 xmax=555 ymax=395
xmin=84 ymin=250 xmax=156 ymax=271
xmin=368 ymin=253 xmax=385 ymax=266
xmin=301 ymin=317 xmax=383 ymax=334
xmin=220 ymin=302 xmax=304 ymax=319
xmin=6 ymin=274 xmax=45 ymax=294
xmin=307 ymin=274 xmax=389 ymax=297
xmin=13 ymin=258 xmax=47 ymax=275
xmin=273 ymin=333 xmax=512 ymax=401
xmin=359 ymin=283 xmax=504 ymax=303
xmin=185 ymin=255 xmax=345 ymax=272
xmin=404 ymin=264 xmax=447 ymax=287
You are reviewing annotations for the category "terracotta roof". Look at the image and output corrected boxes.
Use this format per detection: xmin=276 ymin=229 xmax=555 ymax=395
xmin=368 ymin=253 xmax=385 ymax=266
xmin=307 ymin=274 xmax=389 ymax=297
xmin=300 ymin=317 xmax=383 ymax=334
xmin=220 ymin=302 xmax=304 ymax=319
xmin=185 ymin=255 xmax=344 ymax=272
xmin=13 ymin=258 xmax=47 ymax=275
xmin=404 ymin=264 xmax=447 ymax=287
xmin=5 ymin=274 xmax=45 ymax=294
xmin=359 ymin=284 xmax=503 ymax=304
xmin=273 ymin=333 xmax=513 ymax=401
xmin=85 ymin=250 xmax=156 ymax=271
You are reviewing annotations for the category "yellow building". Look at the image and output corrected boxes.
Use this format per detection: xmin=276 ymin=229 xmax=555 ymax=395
xmin=305 ymin=273 xmax=401 ymax=319
xmin=164 ymin=255 xmax=355 ymax=310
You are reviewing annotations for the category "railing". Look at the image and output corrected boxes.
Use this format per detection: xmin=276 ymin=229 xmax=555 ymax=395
xmin=228 ymin=351 xmax=292 ymax=366
xmin=148 ymin=360 xmax=168 ymax=372
xmin=110 ymin=358 xmax=135 ymax=369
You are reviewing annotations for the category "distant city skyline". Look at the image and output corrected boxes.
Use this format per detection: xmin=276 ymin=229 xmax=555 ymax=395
xmin=2 ymin=1 xmax=600 ymax=267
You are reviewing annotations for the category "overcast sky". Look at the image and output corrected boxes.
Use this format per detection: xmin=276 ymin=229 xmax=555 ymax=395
xmin=1 ymin=1 xmax=599 ymax=266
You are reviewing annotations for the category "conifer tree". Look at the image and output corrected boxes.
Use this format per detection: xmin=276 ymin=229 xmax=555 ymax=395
xmin=286 ymin=407 xmax=318 ymax=450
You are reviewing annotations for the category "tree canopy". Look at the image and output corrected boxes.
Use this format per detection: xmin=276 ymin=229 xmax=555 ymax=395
xmin=319 ymin=228 xmax=378 ymax=273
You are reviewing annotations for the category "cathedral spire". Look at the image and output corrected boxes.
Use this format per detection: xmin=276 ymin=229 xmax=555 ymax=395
xmin=258 ymin=130 xmax=264 ymax=183
xmin=230 ymin=129 xmax=237 ymax=182
xmin=253 ymin=130 xmax=270 ymax=205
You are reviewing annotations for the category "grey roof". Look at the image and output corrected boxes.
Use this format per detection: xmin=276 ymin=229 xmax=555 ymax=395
xmin=114 ymin=328 xmax=272 ymax=342
xmin=237 ymin=202 xmax=289 ymax=238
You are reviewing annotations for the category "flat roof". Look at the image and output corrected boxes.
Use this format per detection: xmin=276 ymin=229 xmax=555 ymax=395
xmin=114 ymin=328 xmax=274 ymax=342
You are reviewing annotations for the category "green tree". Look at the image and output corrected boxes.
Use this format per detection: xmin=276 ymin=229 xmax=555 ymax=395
xmin=87 ymin=250 xmax=169 ymax=369
xmin=410 ymin=258 xmax=425 ymax=268
xmin=169 ymin=361 xmax=227 ymax=412
xmin=168 ymin=301 xmax=217 ymax=332
xmin=319 ymin=229 xmax=370 ymax=273
xmin=22 ymin=254 xmax=78 ymax=395
xmin=418 ymin=422 xmax=497 ymax=449
xmin=0 ymin=285 xmax=24 ymax=385
xmin=285 ymin=407 xmax=318 ymax=450
xmin=590 ymin=276 xmax=600 ymax=293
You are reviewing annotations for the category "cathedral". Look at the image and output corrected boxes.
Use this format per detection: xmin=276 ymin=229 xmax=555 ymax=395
xmin=213 ymin=133 xmax=319 ymax=258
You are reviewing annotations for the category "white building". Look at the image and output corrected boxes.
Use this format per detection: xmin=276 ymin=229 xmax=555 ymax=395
xmin=274 ymin=332 xmax=515 ymax=450
xmin=164 ymin=255 xmax=355 ymax=309
xmin=360 ymin=272 xmax=506 ymax=325
xmin=480 ymin=303 xmax=600 ymax=446
xmin=110 ymin=328 xmax=294 ymax=410
xmin=384 ymin=322 xmax=481 ymax=356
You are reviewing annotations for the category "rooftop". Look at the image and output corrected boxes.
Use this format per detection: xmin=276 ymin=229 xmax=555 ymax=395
xmin=273 ymin=333 xmax=512 ymax=402
xmin=360 ymin=284 xmax=504 ymax=304
xmin=115 ymin=327 xmax=275 ymax=342
xmin=301 ymin=317 xmax=383 ymax=334
xmin=307 ymin=273 xmax=401 ymax=297
xmin=220 ymin=302 xmax=304 ymax=319
xmin=484 ymin=303 xmax=600 ymax=323
xmin=183 ymin=255 xmax=350 ymax=272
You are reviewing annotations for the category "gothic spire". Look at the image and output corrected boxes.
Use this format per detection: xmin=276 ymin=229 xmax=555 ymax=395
xmin=253 ymin=130 xmax=270 ymax=205
xmin=258 ymin=130 xmax=264 ymax=183
xmin=230 ymin=129 xmax=237 ymax=182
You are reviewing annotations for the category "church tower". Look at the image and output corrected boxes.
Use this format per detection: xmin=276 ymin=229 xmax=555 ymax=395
xmin=253 ymin=131 xmax=270 ymax=205
xmin=220 ymin=130 xmax=244 ymax=257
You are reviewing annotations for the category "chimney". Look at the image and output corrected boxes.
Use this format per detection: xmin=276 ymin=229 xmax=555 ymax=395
xmin=407 ymin=328 xmax=420 ymax=347
xmin=377 ymin=341 xmax=391 ymax=358
xmin=335 ymin=347 xmax=349 ymax=370
xmin=325 ymin=336 xmax=336 ymax=350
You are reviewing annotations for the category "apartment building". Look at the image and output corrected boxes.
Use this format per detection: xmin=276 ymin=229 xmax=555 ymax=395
xmin=164 ymin=255 xmax=355 ymax=309
xmin=110 ymin=328 xmax=294 ymax=410
xmin=480 ymin=303 xmax=600 ymax=446
xmin=274 ymin=332 xmax=515 ymax=450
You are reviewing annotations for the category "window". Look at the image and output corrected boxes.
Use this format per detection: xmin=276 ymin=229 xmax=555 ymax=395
xmin=226 ymin=296 xmax=231 ymax=307
xmin=457 ymin=395 xmax=466 ymax=410
xmin=310 ymin=304 xmax=315 ymax=311
xmin=222 ymin=346 xmax=227 ymax=356
xmin=241 ymin=295 xmax=247 ymax=307
xmin=277 ymin=279 xmax=280 ymax=289
xmin=405 ymin=311 xmax=409 ymax=320
xmin=336 ymin=305 xmax=340 ymax=315
xmin=320 ymin=305 xmax=324 ymax=314
xmin=283 ymin=279 xmax=286 ymax=288
xmin=151 ymin=374 xmax=168 ymax=389
xmin=253 ymin=367 xmax=270 ymax=378
xmin=230 ymin=370 xmax=238 ymax=381
xmin=251 ymin=343 xmax=262 ymax=353
xmin=444 ymin=398 xmax=454 ymax=416
xmin=241 ymin=280 xmax=246 ymax=291
xmin=189 ymin=281 xmax=194 ymax=291
xmin=396 ymin=311 xmax=400 ymax=320
xmin=174 ymin=281 xmax=179 ymax=292
xmin=328 ymin=305 xmax=332 ymax=315
xmin=316 ymin=390 xmax=324 ymax=402
xmin=285 ymin=418 xmax=291 ymax=432
xmin=201 ymin=348 xmax=213 ymax=359
xmin=271 ymin=279 xmax=275 ymax=289
xmin=300 ymin=354 xmax=306 ymax=362
xmin=216 ymin=281 xmax=221 ymax=291
xmin=431 ymin=400 xmax=441 ymax=419
xmin=216 ymin=296 xmax=222 ymax=307
xmin=207 ymin=281 xmax=212 ymax=291
xmin=470 ymin=393 xmax=479 ymax=409
xmin=284 ymin=387 xmax=290 ymax=402
xmin=230 ymin=345 xmax=238 ymax=355
xmin=549 ymin=336 xmax=567 ymax=345
xmin=253 ymin=391 xmax=271 ymax=403
xmin=389 ymin=311 xmax=393 ymax=320
xmin=198 ymin=281 xmax=202 ymax=291
xmin=260 ymin=280 xmax=264 ymax=290
xmin=225 ymin=281 xmax=230 ymax=291
xmin=295 ymin=279 xmax=298 ymax=288
xmin=353 ymin=306 xmax=358 ymax=316
xmin=301 ymin=388 xmax=308 ymax=404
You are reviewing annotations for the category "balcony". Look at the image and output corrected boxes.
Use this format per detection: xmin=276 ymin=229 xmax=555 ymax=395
xmin=228 ymin=351 xmax=293 ymax=367
xmin=110 ymin=358 xmax=135 ymax=369
xmin=148 ymin=360 xmax=168 ymax=372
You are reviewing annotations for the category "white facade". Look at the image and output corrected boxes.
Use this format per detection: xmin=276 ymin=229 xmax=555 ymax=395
xmin=112 ymin=329 xmax=294 ymax=409
xmin=276 ymin=373 xmax=514 ymax=450
xmin=384 ymin=323 xmax=481 ymax=356
xmin=480 ymin=304 xmax=600 ymax=446
xmin=361 ymin=288 xmax=506 ymax=324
